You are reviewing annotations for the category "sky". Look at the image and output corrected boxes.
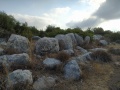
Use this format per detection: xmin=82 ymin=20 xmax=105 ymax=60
xmin=0 ymin=0 xmax=120 ymax=31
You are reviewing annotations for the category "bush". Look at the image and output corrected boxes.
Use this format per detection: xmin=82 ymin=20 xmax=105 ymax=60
xmin=56 ymin=51 xmax=70 ymax=62
xmin=108 ymin=47 xmax=120 ymax=55
xmin=91 ymin=50 xmax=112 ymax=62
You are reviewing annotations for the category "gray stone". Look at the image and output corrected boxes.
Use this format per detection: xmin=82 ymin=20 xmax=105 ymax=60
xmin=0 ymin=53 xmax=30 ymax=68
xmin=63 ymin=49 xmax=74 ymax=56
xmin=55 ymin=34 xmax=73 ymax=50
xmin=0 ymin=48 xmax=4 ymax=55
xmin=90 ymin=48 xmax=107 ymax=52
xmin=84 ymin=36 xmax=90 ymax=45
xmin=33 ymin=76 xmax=57 ymax=90
xmin=66 ymin=33 xmax=77 ymax=46
xmin=115 ymin=40 xmax=120 ymax=44
xmin=74 ymin=34 xmax=83 ymax=46
xmin=99 ymin=40 xmax=108 ymax=46
xmin=75 ymin=52 xmax=92 ymax=62
xmin=43 ymin=58 xmax=61 ymax=69
xmin=76 ymin=46 xmax=88 ymax=54
xmin=6 ymin=69 xmax=33 ymax=88
xmin=35 ymin=37 xmax=59 ymax=55
xmin=7 ymin=34 xmax=30 ymax=53
xmin=32 ymin=36 xmax=41 ymax=41
xmin=93 ymin=35 xmax=103 ymax=41
xmin=64 ymin=60 xmax=81 ymax=80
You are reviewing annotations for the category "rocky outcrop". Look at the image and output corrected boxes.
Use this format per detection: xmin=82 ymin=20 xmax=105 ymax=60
xmin=43 ymin=58 xmax=61 ymax=69
xmin=66 ymin=33 xmax=77 ymax=46
xmin=35 ymin=37 xmax=59 ymax=55
xmin=33 ymin=76 xmax=57 ymax=90
xmin=99 ymin=40 xmax=108 ymax=46
xmin=74 ymin=34 xmax=83 ymax=46
xmin=93 ymin=35 xmax=103 ymax=41
xmin=76 ymin=46 xmax=88 ymax=54
xmin=6 ymin=69 xmax=33 ymax=89
xmin=0 ymin=53 xmax=30 ymax=68
xmin=84 ymin=36 xmax=90 ymax=45
xmin=55 ymin=34 xmax=73 ymax=50
xmin=64 ymin=60 xmax=81 ymax=80
xmin=6 ymin=34 xmax=30 ymax=53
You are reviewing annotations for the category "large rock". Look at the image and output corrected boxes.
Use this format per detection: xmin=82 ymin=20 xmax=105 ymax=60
xmin=84 ymin=36 xmax=90 ymax=45
xmin=115 ymin=40 xmax=120 ymax=44
xmin=55 ymin=34 xmax=73 ymax=50
xmin=93 ymin=35 xmax=103 ymax=41
xmin=6 ymin=69 xmax=33 ymax=89
xmin=76 ymin=46 xmax=88 ymax=54
xmin=32 ymin=36 xmax=41 ymax=41
xmin=64 ymin=60 xmax=81 ymax=80
xmin=74 ymin=34 xmax=83 ymax=46
xmin=99 ymin=40 xmax=108 ymax=46
xmin=35 ymin=37 xmax=59 ymax=55
xmin=33 ymin=76 xmax=57 ymax=90
xmin=66 ymin=33 xmax=77 ymax=46
xmin=43 ymin=58 xmax=61 ymax=69
xmin=0 ymin=53 xmax=30 ymax=68
xmin=7 ymin=34 xmax=30 ymax=53
xmin=75 ymin=52 xmax=92 ymax=62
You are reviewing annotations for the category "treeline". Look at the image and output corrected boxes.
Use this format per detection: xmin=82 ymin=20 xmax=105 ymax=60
xmin=0 ymin=11 xmax=120 ymax=41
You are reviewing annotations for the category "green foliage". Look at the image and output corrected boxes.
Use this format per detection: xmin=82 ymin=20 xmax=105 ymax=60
xmin=93 ymin=27 xmax=104 ymax=35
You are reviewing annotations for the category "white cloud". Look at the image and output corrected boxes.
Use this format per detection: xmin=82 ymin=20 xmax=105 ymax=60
xmin=98 ymin=19 xmax=120 ymax=32
xmin=11 ymin=14 xmax=56 ymax=30
xmin=11 ymin=7 xmax=71 ymax=30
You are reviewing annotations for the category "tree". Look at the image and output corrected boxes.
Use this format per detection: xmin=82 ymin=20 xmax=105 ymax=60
xmin=93 ymin=27 xmax=104 ymax=35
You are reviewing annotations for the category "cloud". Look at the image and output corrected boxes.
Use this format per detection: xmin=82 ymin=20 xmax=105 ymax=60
xmin=67 ymin=0 xmax=120 ymax=29
xmin=12 ymin=14 xmax=56 ymax=30
xmin=11 ymin=7 xmax=71 ymax=30
xmin=93 ymin=0 xmax=120 ymax=20
xmin=67 ymin=16 xmax=104 ymax=28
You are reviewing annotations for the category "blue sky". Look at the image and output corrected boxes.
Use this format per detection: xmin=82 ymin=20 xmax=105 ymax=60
xmin=0 ymin=0 xmax=120 ymax=31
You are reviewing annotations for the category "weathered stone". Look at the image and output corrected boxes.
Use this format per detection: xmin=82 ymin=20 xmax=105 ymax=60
xmin=84 ymin=36 xmax=90 ymax=45
xmin=64 ymin=60 xmax=81 ymax=80
xmin=99 ymin=40 xmax=108 ymax=46
xmin=6 ymin=69 xmax=33 ymax=89
xmin=35 ymin=37 xmax=59 ymax=55
xmin=66 ymin=33 xmax=77 ymax=46
xmin=74 ymin=34 xmax=83 ymax=46
xmin=0 ymin=53 xmax=30 ymax=68
xmin=75 ymin=52 xmax=92 ymax=62
xmin=33 ymin=76 xmax=57 ymax=90
xmin=55 ymin=34 xmax=73 ymax=50
xmin=7 ymin=34 xmax=30 ymax=53
xmin=43 ymin=58 xmax=61 ymax=69
xmin=76 ymin=46 xmax=88 ymax=54
xmin=93 ymin=35 xmax=103 ymax=41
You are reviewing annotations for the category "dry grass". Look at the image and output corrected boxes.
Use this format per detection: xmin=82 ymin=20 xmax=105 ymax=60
xmin=80 ymin=61 xmax=114 ymax=90
xmin=91 ymin=50 xmax=112 ymax=62
xmin=56 ymin=51 xmax=70 ymax=62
